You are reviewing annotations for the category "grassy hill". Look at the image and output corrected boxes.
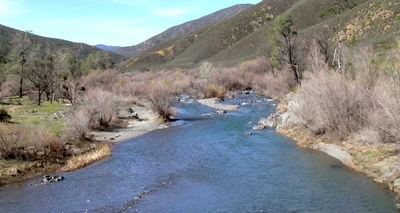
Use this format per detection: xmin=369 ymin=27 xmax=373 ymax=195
xmin=122 ymin=0 xmax=400 ymax=71
xmin=114 ymin=4 xmax=253 ymax=58
xmin=0 ymin=24 xmax=126 ymax=62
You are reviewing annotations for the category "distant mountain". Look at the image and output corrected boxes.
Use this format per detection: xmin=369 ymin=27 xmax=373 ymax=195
xmin=122 ymin=0 xmax=400 ymax=71
xmin=95 ymin=44 xmax=122 ymax=52
xmin=115 ymin=4 xmax=253 ymax=58
xmin=0 ymin=24 xmax=125 ymax=62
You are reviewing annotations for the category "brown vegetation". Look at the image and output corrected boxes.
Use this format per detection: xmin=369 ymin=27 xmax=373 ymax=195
xmin=145 ymin=80 xmax=176 ymax=121
xmin=288 ymin=43 xmax=400 ymax=144
xmin=0 ymin=123 xmax=66 ymax=160
xmin=60 ymin=143 xmax=111 ymax=172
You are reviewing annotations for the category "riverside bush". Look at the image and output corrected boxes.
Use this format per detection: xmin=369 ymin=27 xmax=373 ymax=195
xmin=146 ymin=80 xmax=176 ymax=121
xmin=291 ymin=71 xmax=367 ymax=140
xmin=0 ymin=123 xmax=66 ymax=160
xmin=63 ymin=109 xmax=90 ymax=142
xmin=368 ymin=75 xmax=400 ymax=143
xmin=0 ymin=123 xmax=26 ymax=160
xmin=82 ymin=87 xmax=119 ymax=130
xmin=288 ymin=45 xmax=400 ymax=144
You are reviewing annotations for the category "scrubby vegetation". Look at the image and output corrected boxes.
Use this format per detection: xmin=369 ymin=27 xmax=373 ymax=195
xmin=0 ymin=45 xmax=291 ymax=183
xmin=1 ymin=0 xmax=400 ymax=196
xmin=285 ymin=43 xmax=400 ymax=143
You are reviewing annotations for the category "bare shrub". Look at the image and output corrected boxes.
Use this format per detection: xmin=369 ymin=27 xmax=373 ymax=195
xmin=0 ymin=123 xmax=27 ymax=160
xmin=146 ymin=80 xmax=176 ymax=121
xmin=166 ymin=70 xmax=195 ymax=95
xmin=368 ymin=75 xmax=400 ymax=143
xmin=208 ymin=67 xmax=251 ymax=92
xmin=1 ymin=76 xmax=21 ymax=98
xmin=198 ymin=83 xmax=225 ymax=98
xmin=81 ymin=87 xmax=119 ymax=130
xmin=351 ymin=44 xmax=378 ymax=90
xmin=238 ymin=56 xmax=270 ymax=74
xmin=63 ymin=109 xmax=90 ymax=142
xmin=112 ymin=77 xmax=140 ymax=105
xmin=254 ymin=71 xmax=292 ymax=99
xmin=0 ymin=123 xmax=69 ymax=160
xmin=124 ymin=71 xmax=158 ymax=97
xmin=0 ymin=80 xmax=14 ymax=102
xmin=198 ymin=61 xmax=214 ymax=79
xmin=292 ymin=71 xmax=366 ymax=139
xmin=81 ymin=69 xmax=119 ymax=92
xmin=306 ymin=38 xmax=329 ymax=73
xmin=28 ymin=126 xmax=66 ymax=158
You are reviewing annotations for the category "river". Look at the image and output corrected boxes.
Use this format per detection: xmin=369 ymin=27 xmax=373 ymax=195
xmin=0 ymin=93 xmax=397 ymax=212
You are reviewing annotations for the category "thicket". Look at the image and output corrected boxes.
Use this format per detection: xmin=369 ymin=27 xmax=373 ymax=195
xmin=288 ymin=42 xmax=400 ymax=144
xmin=0 ymin=123 xmax=65 ymax=160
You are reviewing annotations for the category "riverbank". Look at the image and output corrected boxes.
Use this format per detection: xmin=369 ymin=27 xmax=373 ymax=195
xmin=0 ymin=103 xmax=162 ymax=186
xmin=0 ymin=98 xmax=240 ymax=186
xmin=260 ymin=100 xmax=400 ymax=195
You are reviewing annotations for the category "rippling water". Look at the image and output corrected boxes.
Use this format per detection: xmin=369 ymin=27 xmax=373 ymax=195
xmin=0 ymin=94 xmax=397 ymax=212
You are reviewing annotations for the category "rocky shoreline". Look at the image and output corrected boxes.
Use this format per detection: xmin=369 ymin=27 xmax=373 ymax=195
xmin=258 ymin=100 xmax=400 ymax=195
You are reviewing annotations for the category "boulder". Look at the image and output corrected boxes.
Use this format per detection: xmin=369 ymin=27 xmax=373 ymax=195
xmin=252 ymin=124 xmax=265 ymax=130
xmin=42 ymin=175 xmax=64 ymax=183
xmin=260 ymin=114 xmax=282 ymax=128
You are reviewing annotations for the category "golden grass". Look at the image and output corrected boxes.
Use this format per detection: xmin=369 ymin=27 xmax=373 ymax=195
xmin=60 ymin=143 xmax=112 ymax=172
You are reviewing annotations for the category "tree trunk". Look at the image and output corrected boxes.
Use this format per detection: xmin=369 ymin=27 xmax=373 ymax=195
xmin=19 ymin=78 xmax=23 ymax=98
xmin=38 ymin=92 xmax=42 ymax=106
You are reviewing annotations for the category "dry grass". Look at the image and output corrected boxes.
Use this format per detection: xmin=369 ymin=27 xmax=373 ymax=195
xmin=0 ymin=123 xmax=66 ymax=160
xmin=60 ymin=143 xmax=111 ymax=172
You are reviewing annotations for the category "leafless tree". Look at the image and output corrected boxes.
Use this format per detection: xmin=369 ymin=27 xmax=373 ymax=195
xmin=9 ymin=31 xmax=39 ymax=98
xmin=25 ymin=56 xmax=56 ymax=105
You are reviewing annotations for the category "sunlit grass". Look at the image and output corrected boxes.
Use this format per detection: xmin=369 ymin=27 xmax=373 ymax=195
xmin=1 ymin=97 xmax=70 ymax=135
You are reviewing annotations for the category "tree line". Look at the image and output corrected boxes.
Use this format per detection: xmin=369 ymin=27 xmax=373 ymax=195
xmin=0 ymin=31 xmax=114 ymax=105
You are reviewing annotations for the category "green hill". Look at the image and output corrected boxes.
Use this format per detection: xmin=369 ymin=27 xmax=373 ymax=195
xmin=114 ymin=4 xmax=254 ymax=58
xmin=122 ymin=0 xmax=400 ymax=71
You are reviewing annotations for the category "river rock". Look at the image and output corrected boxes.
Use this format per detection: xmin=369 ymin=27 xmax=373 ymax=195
xmin=42 ymin=175 xmax=64 ymax=183
xmin=252 ymin=124 xmax=265 ymax=130
xmin=215 ymin=110 xmax=227 ymax=114
xmin=260 ymin=114 xmax=281 ymax=128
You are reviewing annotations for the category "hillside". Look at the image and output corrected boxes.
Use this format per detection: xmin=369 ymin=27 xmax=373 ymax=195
xmin=122 ymin=0 xmax=400 ymax=71
xmin=114 ymin=4 xmax=253 ymax=58
xmin=0 ymin=24 xmax=126 ymax=62
xmin=95 ymin=44 xmax=122 ymax=52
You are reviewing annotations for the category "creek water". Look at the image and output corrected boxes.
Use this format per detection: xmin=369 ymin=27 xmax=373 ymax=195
xmin=0 ymin=93 xmax=397 ymax=213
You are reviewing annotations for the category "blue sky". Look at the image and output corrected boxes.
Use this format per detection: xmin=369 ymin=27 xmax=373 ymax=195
xmin=0 ymin=0 xmax=261 ymax=46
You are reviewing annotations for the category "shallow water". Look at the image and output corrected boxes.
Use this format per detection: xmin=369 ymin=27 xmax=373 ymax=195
xmin=0 ymin=94 xmax=397 ymax=213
